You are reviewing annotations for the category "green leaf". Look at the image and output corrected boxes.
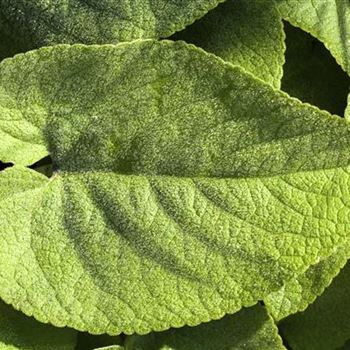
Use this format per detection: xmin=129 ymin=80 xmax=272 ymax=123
xmin=0 ymin=0 xmax=223 ymax=47
xmin=280 ymin=259 xmax=350 ymax=350
xmin=126 ymin=304 xmax=285 ymax=350
xmin=173 ymin=0 xmax=285 ymax=88
xmin=281 ymin=22 xmax=350 ymax=116
xmin=276 ymin=0 xmax=350 ymax=73
xmin=346 ymin=95 xmax=350 ymax=120
xmin=275 ymin=0 xmax=350 ymax=118
xmin=0 ymin=300 xmax=76 ymax=350
xmin=2 ymin=41 xmax=350 ymax=335
xmin=265 ymin=245 xmax=349 ymax=321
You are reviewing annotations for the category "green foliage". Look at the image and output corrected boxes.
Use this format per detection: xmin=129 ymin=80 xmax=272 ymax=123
xmin=0 ymin=1 xmax=350 ymax=349
xmin=280 ymin=261 xmax=350 ymax=350
xmin=0 ymin=1 xmax=223 ymax=46
xmin=275 ymin=0 xmax=350 ymax=118
xmin=173 ymin=0 xmax=285 ymax=88
xmin=126 ymin=304 xmax=285 ymax=350
xmin=281 ymin=22 xmax=350 ymax=116
xmin=0 ymin=300 xmax=76 ymax=349
xmin=2 ymin=41 xmax=350 ymax=336
xmin=265 ymin=245 xmax=349 ymax=321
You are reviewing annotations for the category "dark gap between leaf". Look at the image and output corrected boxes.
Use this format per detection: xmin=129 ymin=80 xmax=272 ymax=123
xmin=0 ymin=161 xmax=13 ymax=172
xmin=29 ymin=155 xmax=54 ymax=178
xmin=279 ymin=327 xmax=293 ymax=350
xmin=258 ymin=300 xmax=266 ymax=307
xmin=75 ymin=331 xmax=124 ymax=349
xmin=282 ymin=21 xmax=350 ymax=117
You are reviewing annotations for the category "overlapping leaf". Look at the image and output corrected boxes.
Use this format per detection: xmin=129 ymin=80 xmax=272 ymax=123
xmin=280 ymin=260 xmax=350 ymax=350
xmin=0 ymin=300 xmax=76 ymax=349
xmin=281 ymin=22 xmax=350 ymax=116
xmin=174 ymin=0 xmax=284 ymax=88
xmin=275 ymin=0 xmax=350 ymax=118
xmin=0 ymin=0 xmax=223 ymax=47
xmin=265 ymin=245 xmax=349 ymax=321
xmin=126 ymin=304 xmax=286 ymax=350
xmin=2 ymin=41 xmax=350 ymax=335
xmin=276 ymin=0 xmax=350 ymax=71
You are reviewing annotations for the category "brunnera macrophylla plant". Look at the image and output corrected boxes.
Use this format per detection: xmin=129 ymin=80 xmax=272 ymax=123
xmin=0 ymin=1 xmax=349 ymax=350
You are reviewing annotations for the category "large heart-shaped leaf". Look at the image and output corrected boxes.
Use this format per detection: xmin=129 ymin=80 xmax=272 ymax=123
xmin=2 ymin=41 xmax=350 ymax=335
xmin=0 ymin=0 xmax=223 ymax=47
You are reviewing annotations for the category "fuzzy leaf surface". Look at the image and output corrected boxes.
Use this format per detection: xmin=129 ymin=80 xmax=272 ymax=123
xmin=174 ymin=0 xmax=284 ymax=88
xmin=2 ymin=41 xmax=350 ymax=335
xmin=265 ymin=246 xmax=349 ymax=321
xmin=276 ymin=0 xmax=350 ymax=72
xmin=0 ymin=0 xmax=223 ymax=47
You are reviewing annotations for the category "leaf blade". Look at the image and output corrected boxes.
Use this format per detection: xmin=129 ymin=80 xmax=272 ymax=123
xmin=275 ymin=0 xmax=350 ymax=118
xmin=265 ymin=245 xmax=349 ymax=321
xmin=0 ymin=0 xmax=224 ymax=46
xmin=2 ymin=41 xmax=350 ymax=334
xmin=173 ymin=0 xmax=285 ymax=88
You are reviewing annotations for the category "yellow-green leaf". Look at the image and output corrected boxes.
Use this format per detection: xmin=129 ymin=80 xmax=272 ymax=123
xmin=2 ymin=41 xmax=350 ymax=335
xmin=265 ymin=245 xmax=349 ymax=321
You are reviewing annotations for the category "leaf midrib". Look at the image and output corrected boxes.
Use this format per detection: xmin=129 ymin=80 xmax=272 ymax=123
xmin=52 ymin=163 xmax=350 ymax=181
